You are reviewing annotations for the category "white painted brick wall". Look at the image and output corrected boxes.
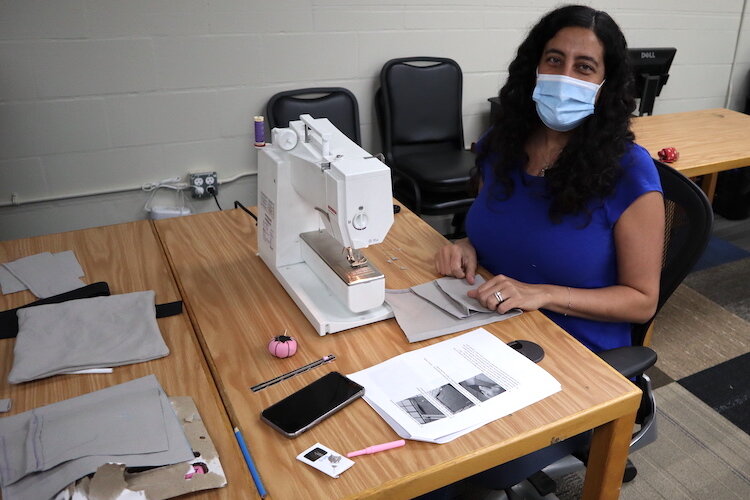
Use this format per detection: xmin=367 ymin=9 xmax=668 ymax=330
xmin=0 ymin=0 xmax=748 ymax=239
xmin=728 ymin=6 xmax=750 ymax=111
xmin=105 ymin=91 xmax=218 ymax=147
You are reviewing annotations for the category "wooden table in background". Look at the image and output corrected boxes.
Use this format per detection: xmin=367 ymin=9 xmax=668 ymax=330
xmin=632 ymin=107 xmax=750 ymax=201
xmin=0 ymin=221 xmax=252 ymax=499
xmin=155 ymin=208 xmax=641 ymax=500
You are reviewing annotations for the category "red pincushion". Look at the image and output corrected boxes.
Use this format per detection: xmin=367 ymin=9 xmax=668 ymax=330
xmin=658 ymin=147 xmax=679 ymax=163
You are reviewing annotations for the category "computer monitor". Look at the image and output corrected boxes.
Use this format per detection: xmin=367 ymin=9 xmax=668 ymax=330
xmin=629 ymin=47 xmax=676 ymax=116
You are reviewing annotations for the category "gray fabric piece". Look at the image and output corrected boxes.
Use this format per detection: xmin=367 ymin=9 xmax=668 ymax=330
xmin=0 ymin=399 xmax=10 ymax=413
xmin=434 ymin=276 xmax=495 ymax=314
xmin=1 ymin=251 xmax=84 ymax=295
xmin=0 ymin=383 xmax=167 ymax=486
xmin=0 ymin=375 xmax=193 ymax=500
xmin=385 ymin=288 xmax=522 ymax=343
xmin=0 ymin=266 xmax=26 ymax=295
xmin=8 ymin=291 xmax=169 ymax=384
xmin=411 ymin=281 xmax=469 ymax=318
xmin=2 ymin=252 xmax=84 ymax=298
xmin=53 ymin=251 xmax=84 ymax=279
xmin=411 ymin=276 xmax=494 ymax=318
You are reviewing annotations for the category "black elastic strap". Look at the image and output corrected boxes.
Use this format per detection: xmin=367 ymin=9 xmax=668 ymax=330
xmin=0 ymin=282 xmax=111 ymax=339
xmin=156 ymin=300 xmax=183 ymax=318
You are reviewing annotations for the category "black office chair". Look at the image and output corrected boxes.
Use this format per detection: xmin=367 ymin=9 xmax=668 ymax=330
xmin=376 ymin=57 xmax=475 ymax=237
xmin=479 ymin=160 xmax=714 ymax=499
xmin=266 ymin=87 xmax=361 ymax=145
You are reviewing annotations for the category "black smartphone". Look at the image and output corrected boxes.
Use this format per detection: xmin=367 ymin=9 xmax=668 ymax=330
xmin=260 ymin=371 xmax=365 ymax=438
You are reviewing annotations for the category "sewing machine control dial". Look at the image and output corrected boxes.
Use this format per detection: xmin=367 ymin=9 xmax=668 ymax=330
xmin=352 ymin=212 xmax=368 ymax=230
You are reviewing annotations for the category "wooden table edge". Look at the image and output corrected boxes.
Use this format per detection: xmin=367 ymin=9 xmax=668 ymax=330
xmin=148 ymin=220 xmax=259 ymax=497
xmin=334 ymin=388 xmax=643 ymax=500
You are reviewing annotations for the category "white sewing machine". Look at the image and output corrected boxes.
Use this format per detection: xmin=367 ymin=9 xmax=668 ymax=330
xmin=257 ymin=115 xmax=394 ymax=335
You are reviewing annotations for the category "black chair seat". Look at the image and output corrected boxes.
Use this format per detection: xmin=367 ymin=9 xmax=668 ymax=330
xmin=396 ymin=150 xmax=475 ymax=192
xmin=393 ymin=184 xmax=474 ymax=215
xmin=597 ymin=346 xmax=658 ymax=379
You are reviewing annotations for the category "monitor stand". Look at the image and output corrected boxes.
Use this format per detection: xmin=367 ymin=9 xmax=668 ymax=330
xmin=638 ymin=74 xmax=661 ymax=116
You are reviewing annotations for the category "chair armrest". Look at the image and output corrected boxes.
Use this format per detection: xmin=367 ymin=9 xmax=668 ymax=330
xmin=596 ymin=346 xmax=657 ymax=379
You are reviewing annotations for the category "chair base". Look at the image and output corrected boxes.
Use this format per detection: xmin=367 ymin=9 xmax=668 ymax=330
xmin=623 ymin=459 xmax=638 ymax=483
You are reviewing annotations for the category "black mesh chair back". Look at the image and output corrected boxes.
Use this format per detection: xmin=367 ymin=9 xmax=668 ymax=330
xmin=266 ymin=87 xmax=361 ymax=145
xmin=631 ymin=160 xmax=713 ymax=346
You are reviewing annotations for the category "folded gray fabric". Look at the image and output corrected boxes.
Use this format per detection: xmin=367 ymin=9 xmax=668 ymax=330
xmin=0 ymin=266 xmax=26 ymax=295
xmin=2 ymin=252 xmax=84 ymax=298
xmin=385 ymin=288 xmax=522 ymax=343
xmin=0 ymin=383 xmax=167 ymax=486
xmin=411 ymin=276 xmax=494 ymax=318
xmin=0 ymin=375 xmax=193 ymax=500
xmin=411 ymin=281 xmax=469 ymax=318
xmin=8 ymin=291 xmax=169 ymax=384
xmin=54 ymin=251 xmax=85 ymax=279
xmin=434 ymin=276 xmax=495 ymax=314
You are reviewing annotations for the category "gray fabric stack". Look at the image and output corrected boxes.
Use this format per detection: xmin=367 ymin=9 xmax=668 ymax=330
xmin=8 ymin=291 xmax=169 ymax=384
xmin=0 ymin=375 xmax=194 ymax=500
xmin=0 ymin=251 xmax=84 ymax=297
xmin=386 ymin=276 xmax=522 ymax=342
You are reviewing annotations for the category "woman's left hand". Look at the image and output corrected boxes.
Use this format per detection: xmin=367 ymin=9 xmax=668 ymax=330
xmin=468 ymin=275 xmax=550 ymax=314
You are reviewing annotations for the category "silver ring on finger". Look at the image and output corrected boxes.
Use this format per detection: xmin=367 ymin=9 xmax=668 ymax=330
xmin=494 ymin=291 xmax=504 ymax=304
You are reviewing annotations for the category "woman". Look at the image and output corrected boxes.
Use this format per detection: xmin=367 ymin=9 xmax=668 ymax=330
xmin=422 ymin=5 xmax=665 ymax=498
xmin=435 ymin=5 xmax=664 ymax=354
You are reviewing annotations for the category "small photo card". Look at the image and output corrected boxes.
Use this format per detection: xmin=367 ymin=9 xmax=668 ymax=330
xmin=296 ymin=443 xmax=354 ymax=478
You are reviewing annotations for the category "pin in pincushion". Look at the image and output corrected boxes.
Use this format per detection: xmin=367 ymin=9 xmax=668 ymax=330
xmin=268 ymin=335 xmax=298 ymax=358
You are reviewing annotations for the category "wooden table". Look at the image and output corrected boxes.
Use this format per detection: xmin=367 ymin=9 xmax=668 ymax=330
xmin=0 ymin=221 xmax=252 ymax=499
xmin=155 ymin=208 xmax=641 ymax=500
xmin=632 ymin=107 xmax=750 ymax=200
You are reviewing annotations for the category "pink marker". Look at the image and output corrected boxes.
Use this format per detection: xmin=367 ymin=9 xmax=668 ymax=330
xmin=346 ymin=439 xmax=406 ymax=458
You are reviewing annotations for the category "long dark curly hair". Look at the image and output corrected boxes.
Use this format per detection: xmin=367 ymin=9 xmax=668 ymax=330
xmin=479 ymin=5 xmax=636 ymax=223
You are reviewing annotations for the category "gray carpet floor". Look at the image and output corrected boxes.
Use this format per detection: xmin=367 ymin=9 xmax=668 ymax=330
xmin=685 ymin=257 xmax=750 ymax=324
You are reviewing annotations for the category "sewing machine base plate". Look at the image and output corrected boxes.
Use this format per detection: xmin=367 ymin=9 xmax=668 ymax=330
xmin=274 ymin=261 xmax=393 ymax=336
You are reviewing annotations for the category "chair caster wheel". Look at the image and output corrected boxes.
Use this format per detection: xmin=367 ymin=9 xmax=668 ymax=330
xmin=623 ymin=459 xmax=638 ymax=483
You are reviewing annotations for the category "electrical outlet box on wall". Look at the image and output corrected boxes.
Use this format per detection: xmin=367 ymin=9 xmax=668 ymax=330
xmin=189 ymin=172 xmax=218 ymax=199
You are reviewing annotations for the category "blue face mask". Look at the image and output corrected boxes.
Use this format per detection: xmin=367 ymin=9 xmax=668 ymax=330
xmin=532 ymin=73 xmax=603 ymax=132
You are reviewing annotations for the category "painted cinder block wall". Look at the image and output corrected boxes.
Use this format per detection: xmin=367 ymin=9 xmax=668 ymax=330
xmin=1 ymin=0 xmax=748 ymax=240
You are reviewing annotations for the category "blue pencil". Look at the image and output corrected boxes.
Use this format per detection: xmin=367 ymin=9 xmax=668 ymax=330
xmin=234 ymin=426 xmax=268 ymax=498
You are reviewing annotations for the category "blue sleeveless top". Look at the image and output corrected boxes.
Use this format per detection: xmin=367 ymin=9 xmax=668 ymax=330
xmin=465 ymin=141 xmax=662 ymax=352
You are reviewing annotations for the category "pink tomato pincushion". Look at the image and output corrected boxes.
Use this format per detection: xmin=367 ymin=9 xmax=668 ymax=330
xmin=268 ymin=335 xmax=298 ymax=358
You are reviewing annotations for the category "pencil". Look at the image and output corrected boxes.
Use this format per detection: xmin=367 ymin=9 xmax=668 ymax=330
xmin=234 ymin=426 xmax=267 ymax=498
xmin=250 ymin=354 xmax=336 ymax=392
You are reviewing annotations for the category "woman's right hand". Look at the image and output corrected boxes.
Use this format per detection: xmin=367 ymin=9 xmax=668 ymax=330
xmin=434 ymin=238 xmax=478 ymax=285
